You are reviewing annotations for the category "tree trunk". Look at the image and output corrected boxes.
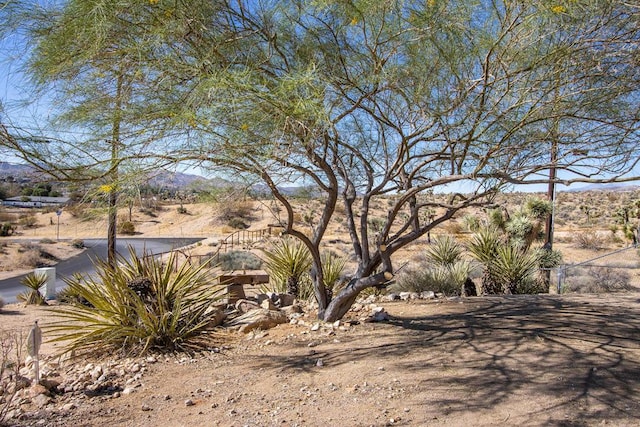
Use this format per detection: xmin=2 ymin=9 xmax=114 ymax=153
xmin=321 ymin=271 xmax=393 ymax=322
xmin=286 ymin=276 xmax=299 ymax=297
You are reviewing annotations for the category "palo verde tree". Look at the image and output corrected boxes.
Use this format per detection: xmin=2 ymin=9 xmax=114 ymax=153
xmin=4 ymin=1 xmax=639 ymax=321
xmin=135 ymin=0 xmax=640 ymax=321
xmin=0 ymin=1 xmax=175 ymax=265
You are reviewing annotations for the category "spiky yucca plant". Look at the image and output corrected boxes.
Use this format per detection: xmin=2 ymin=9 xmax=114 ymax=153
xmin=466 ymin=228 xmax=502 ymax=294
xmin=18 ymin=272 xmax=48 ymax=305
xmin=492 ymin=245 xmax=539 ymax=294
xmin=321 ymin=251 xmax=347 ymax=301
xmin=46 ymin=246 xmax=225 ymax=357
xmin=261 ymin=237 xmax=312 ymax=298
xmin=426 ymin=235 xmax=464 ymax=266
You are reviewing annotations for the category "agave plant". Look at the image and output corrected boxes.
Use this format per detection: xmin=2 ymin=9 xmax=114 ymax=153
xmin=18 ymin=272 xmax=48 ymax=305
xmin=261 ymin=237 xmax=312 ymax=298
xmin=46 ymin=246 xmax=225 ymax=357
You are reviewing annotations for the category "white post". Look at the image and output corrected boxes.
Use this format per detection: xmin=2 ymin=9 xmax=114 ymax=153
xmin=34 ymin=267 xmax=56 ymax=300
xmin=27 ymin=320 xmax=42 ymax=384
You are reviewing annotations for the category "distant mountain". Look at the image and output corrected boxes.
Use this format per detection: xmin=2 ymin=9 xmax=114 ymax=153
xmin=0 ymin=161 xmax=231 ymax=189
xmin=564 ymin=183 xmax=640 ymax=192
xmin=0 ymin=161 xmax=45 ymax=183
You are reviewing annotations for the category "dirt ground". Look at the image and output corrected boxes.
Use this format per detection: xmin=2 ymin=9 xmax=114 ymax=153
xmin=2 ymin=293 xmax=640 ymax=427
xmin=2 ymin=202 xmax=640 ymax=426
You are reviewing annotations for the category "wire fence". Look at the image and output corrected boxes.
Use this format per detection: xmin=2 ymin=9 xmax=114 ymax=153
xmin=552 ymin=244 xmax=640 ymax=294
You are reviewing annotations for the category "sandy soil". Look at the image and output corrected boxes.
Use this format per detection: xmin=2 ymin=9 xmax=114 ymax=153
xmin=2 ymin=202 xmax=640 ymax=426
xmin=2 ymin=294 xmax=640 ymax=426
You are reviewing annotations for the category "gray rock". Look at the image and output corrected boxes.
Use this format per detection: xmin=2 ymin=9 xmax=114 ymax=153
xmin=420 ymin=291 xmax=436 ymax=299
xmin=386 ymin=293 xmax=400 ymax=301
xmin=399 ymin=292 xmax=413 ymax=301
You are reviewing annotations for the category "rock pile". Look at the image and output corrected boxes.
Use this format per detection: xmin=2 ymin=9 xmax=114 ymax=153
xmin=2 ymin=354 xmax=159 ymax=425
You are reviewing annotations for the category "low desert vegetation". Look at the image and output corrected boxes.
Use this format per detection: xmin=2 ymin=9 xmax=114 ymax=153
xmin=0 ymin=328 xmax=25 ymax=424
xmin=46 ymin=247 xmax=226 ymax=357
xmin=562 ymin=266 xmax=632 ymax=294
xmin=217 ymin=250 xmax=263 ymax=271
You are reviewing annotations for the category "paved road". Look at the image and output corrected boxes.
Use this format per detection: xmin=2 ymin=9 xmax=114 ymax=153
xmin=0 ymin=237 xmax=204 ymax=303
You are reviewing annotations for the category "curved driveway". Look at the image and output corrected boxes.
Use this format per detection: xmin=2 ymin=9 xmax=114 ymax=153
xmin=0 ymin=237 xmax=204 ymax=303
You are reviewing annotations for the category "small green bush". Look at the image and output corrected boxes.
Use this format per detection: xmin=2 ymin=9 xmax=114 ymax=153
xmin=0 ymin=223 xmax=15 ymax=237
xmin=18 ymin=215 xmax=38 ymax=229
xmin=71 ymin=239 xmax=85 ymax=249
xmin=218 ymin=251 xmax=263 ymax=271
xmin=118 ymin=221 xmax=136 ymax=235
xmin=226 ymin=217 xmax=249 ymax=229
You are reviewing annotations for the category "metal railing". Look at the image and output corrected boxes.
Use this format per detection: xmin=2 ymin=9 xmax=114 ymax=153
xmin=187 ymin=227 xmax=274 ymax=267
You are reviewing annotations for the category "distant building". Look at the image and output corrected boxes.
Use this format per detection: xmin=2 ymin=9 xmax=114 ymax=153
xmin=1 ymin=196 xmax=70 ymax=209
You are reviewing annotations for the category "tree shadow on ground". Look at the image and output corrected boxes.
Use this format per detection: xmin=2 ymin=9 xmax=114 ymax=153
xmin=249 ymin=295 xmax=640 ymax=425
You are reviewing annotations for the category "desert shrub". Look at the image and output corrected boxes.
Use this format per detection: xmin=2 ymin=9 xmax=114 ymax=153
xmin=16 ymin=243 xmax=44 ymax=268
xmin=19 ymin=214 xmax=38 ymax=229
xmin=177 ymin=206 xmax=188 ymax=214
xmin=17 ymin=272 xmax=48 ymax=305
xmin=218 ymin=250 xmax=262 ymax=271
xmin=391 ymin=261 xmax=470 ymax=296
xmin=47 ymin=247 xmax=225 ymax=356
xmin=118 ymin=220 xmax=136 ymax=235
xmin=442 ymin=221 xmax=464 ymax=235
xmin=226 ymin=217 xmax=249 ymax=229
xmin=0 ymin=296 xmax=4 ymax=310
xmin=70 ymin=239 xmax=84 ymax=249
xmin=0 ymin=223 xmax=15 ymax=237
xmin=563 ymin=266 xmax=632 ymax=294
xmin=574 ymin=232 xmax=606 ymax=251
xmin=0 ymin=328 xmax=26 ymax=424
xmin=39 ymin=238 xmax=56 ymax=244
xmin=218 ymin=200 xmax=254 ymax=222
xmin=462 ymin=214 xmax=481 ymax=232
